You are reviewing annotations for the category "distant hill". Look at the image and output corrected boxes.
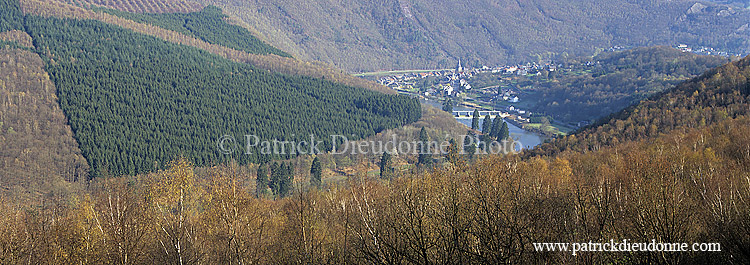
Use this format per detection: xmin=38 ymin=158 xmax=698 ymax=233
xmin=530 ymin=46 xmax=730 ymax=123
xmin=194 ymin=0 xmax=750 ymax=72
xmin=526 ymin=54 xmax=750 ymax=157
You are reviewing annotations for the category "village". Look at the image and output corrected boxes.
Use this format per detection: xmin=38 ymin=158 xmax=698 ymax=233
xmin=674 ymin=44 xmax=744 ymax=57
xmin=373 ymin=43 xmax=745 ymax=135
xmin=373 ymin=56 xmax=568 ymax=138
xmin=377 ymin=60 xmax=549 ymax=118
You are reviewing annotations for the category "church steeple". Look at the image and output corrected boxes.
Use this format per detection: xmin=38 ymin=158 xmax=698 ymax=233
xmin=456 ymin=59 xmax=463 ymax=73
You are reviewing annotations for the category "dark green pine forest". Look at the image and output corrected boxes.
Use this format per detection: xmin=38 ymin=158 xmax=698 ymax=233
xmin=95 ymin=5 xmax=292 ymax=58
xmin=20 ymin=12 xmax=420 ymax=178
xmin=0 ymin=0 xmax=23 ymax=32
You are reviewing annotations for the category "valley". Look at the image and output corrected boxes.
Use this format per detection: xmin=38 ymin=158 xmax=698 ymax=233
xmin=0 ymin=0 xmax=749 ymax=263
xmin=368 ymin=45 xmax=731 ymax=140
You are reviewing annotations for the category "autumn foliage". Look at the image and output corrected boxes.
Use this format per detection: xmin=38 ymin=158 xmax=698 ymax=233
xmin=0 ymin=0 xmax=749 ymax=263
xmin=0 ymin=47 xmax=88 ymax=202
xmin=0 ymin=114 xmax=749 ymax=263
xmin=529 ymin=55 xmax=750 ymax=158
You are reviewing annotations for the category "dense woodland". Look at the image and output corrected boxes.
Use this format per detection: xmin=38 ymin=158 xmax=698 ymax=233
xmin=0 ymin=0 xmax=422 ymax=178
xmin=0 ymin=0 xmax=23 ymax=32
xmin=530 ymin=46 xmax=729 ymax=123
xmin=26 ymin=15 xmax=419 ymax=178
xmin=20 ymin=0 xmax=394 ymax=94
xmin=0 ymin=47 xmax=89 ymax=202
xmin=0 ymin=0 xmax=749 ymax=263
xmin=98 ymin=6 xmax=292 ymax=57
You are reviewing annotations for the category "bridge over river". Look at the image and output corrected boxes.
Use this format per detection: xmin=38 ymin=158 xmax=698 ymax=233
xmin=452 ymin=110 xmax=510 ymax=118
xmin=420 ymin=98 xmax=544 ymax=149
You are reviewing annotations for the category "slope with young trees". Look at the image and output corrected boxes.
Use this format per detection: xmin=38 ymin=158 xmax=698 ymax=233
xmin=20 ymin=0 xmax=394 ymax=94
xmin=58 ymin=0 xmax=202 ymax=13
xmin=96 ymin=5 xmax=291 ymax=57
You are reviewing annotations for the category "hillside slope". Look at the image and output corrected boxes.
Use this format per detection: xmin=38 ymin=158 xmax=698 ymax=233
xmin=199 ymin=0 xmax=750 ymax=72
xmin=96 ymin=5 xmax=292 ymax=57
xmin=22 ymin=0 xmax=393 ymax=93
xmin=56 ymin=0 xmax=202 ymax=13
xmin=0 ymin=45 xmax=88 ymax=200
xmin=527 ymin=54 xmax=750 ymax=157
xmin=0 ymin=0 xmax=422 ymax=179
xmin=531 ymin=46 xmax=730 ymax=123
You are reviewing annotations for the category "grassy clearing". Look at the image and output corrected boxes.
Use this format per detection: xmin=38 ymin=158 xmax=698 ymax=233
xmin=525 ymin=123 xmax=570 ymax=136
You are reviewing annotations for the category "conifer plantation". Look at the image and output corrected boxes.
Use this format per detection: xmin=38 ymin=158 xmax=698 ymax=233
xmin=96 ymin=6 xmax=292 ymax=58
xmin=23 ymin=15 xmax=419 ymax=178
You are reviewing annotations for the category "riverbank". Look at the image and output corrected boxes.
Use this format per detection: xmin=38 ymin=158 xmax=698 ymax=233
xmin=421 ymin=98 xmax=549 ymax=148
xmin=504 ymin=118 xmax=557 ymax=139
xmin=455 ymin=117 xmax=546 ymax=149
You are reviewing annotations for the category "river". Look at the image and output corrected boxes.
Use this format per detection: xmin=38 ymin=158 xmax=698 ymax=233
xmin=421 ymin=99 xmax=545 ymax=149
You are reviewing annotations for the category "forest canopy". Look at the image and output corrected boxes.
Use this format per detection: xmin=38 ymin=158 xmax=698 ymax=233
xmin=23 ymin=14 xmax=420 ymax=178
xmin=0 ymin=0 xmax=23 ymax=32
xmin=95 ymin=5 xmax=292 ymax=58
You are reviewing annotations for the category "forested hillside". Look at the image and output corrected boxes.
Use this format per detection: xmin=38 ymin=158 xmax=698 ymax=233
xmin=0 ymin=46 xmax=88 ymax=201
xmin=0 ymin=0 xmax=422 ymax=179
xmin=527 ymin=55 xmax=750 ymax=157
xmin=200 ymin=0 xmax=750 ymax=72
xmin=97 ymin=6 xmax=291 ymax=57
xmin=0 ymin=0 xmax=23 ymax=32
xmin=0 ymin=0 xmax=749 ymax=262
xmin=26 ymin=15 xmax=420 ymax=178
xmin=531 ymin=46 xmax=729 ymax=123
xmin=0 ymin=57 xmax=748 ymax=264
xmin=22 ymin=0 xmax=394 ymax=93
xmin=57 ymin=0 xmax=202 ymax=13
